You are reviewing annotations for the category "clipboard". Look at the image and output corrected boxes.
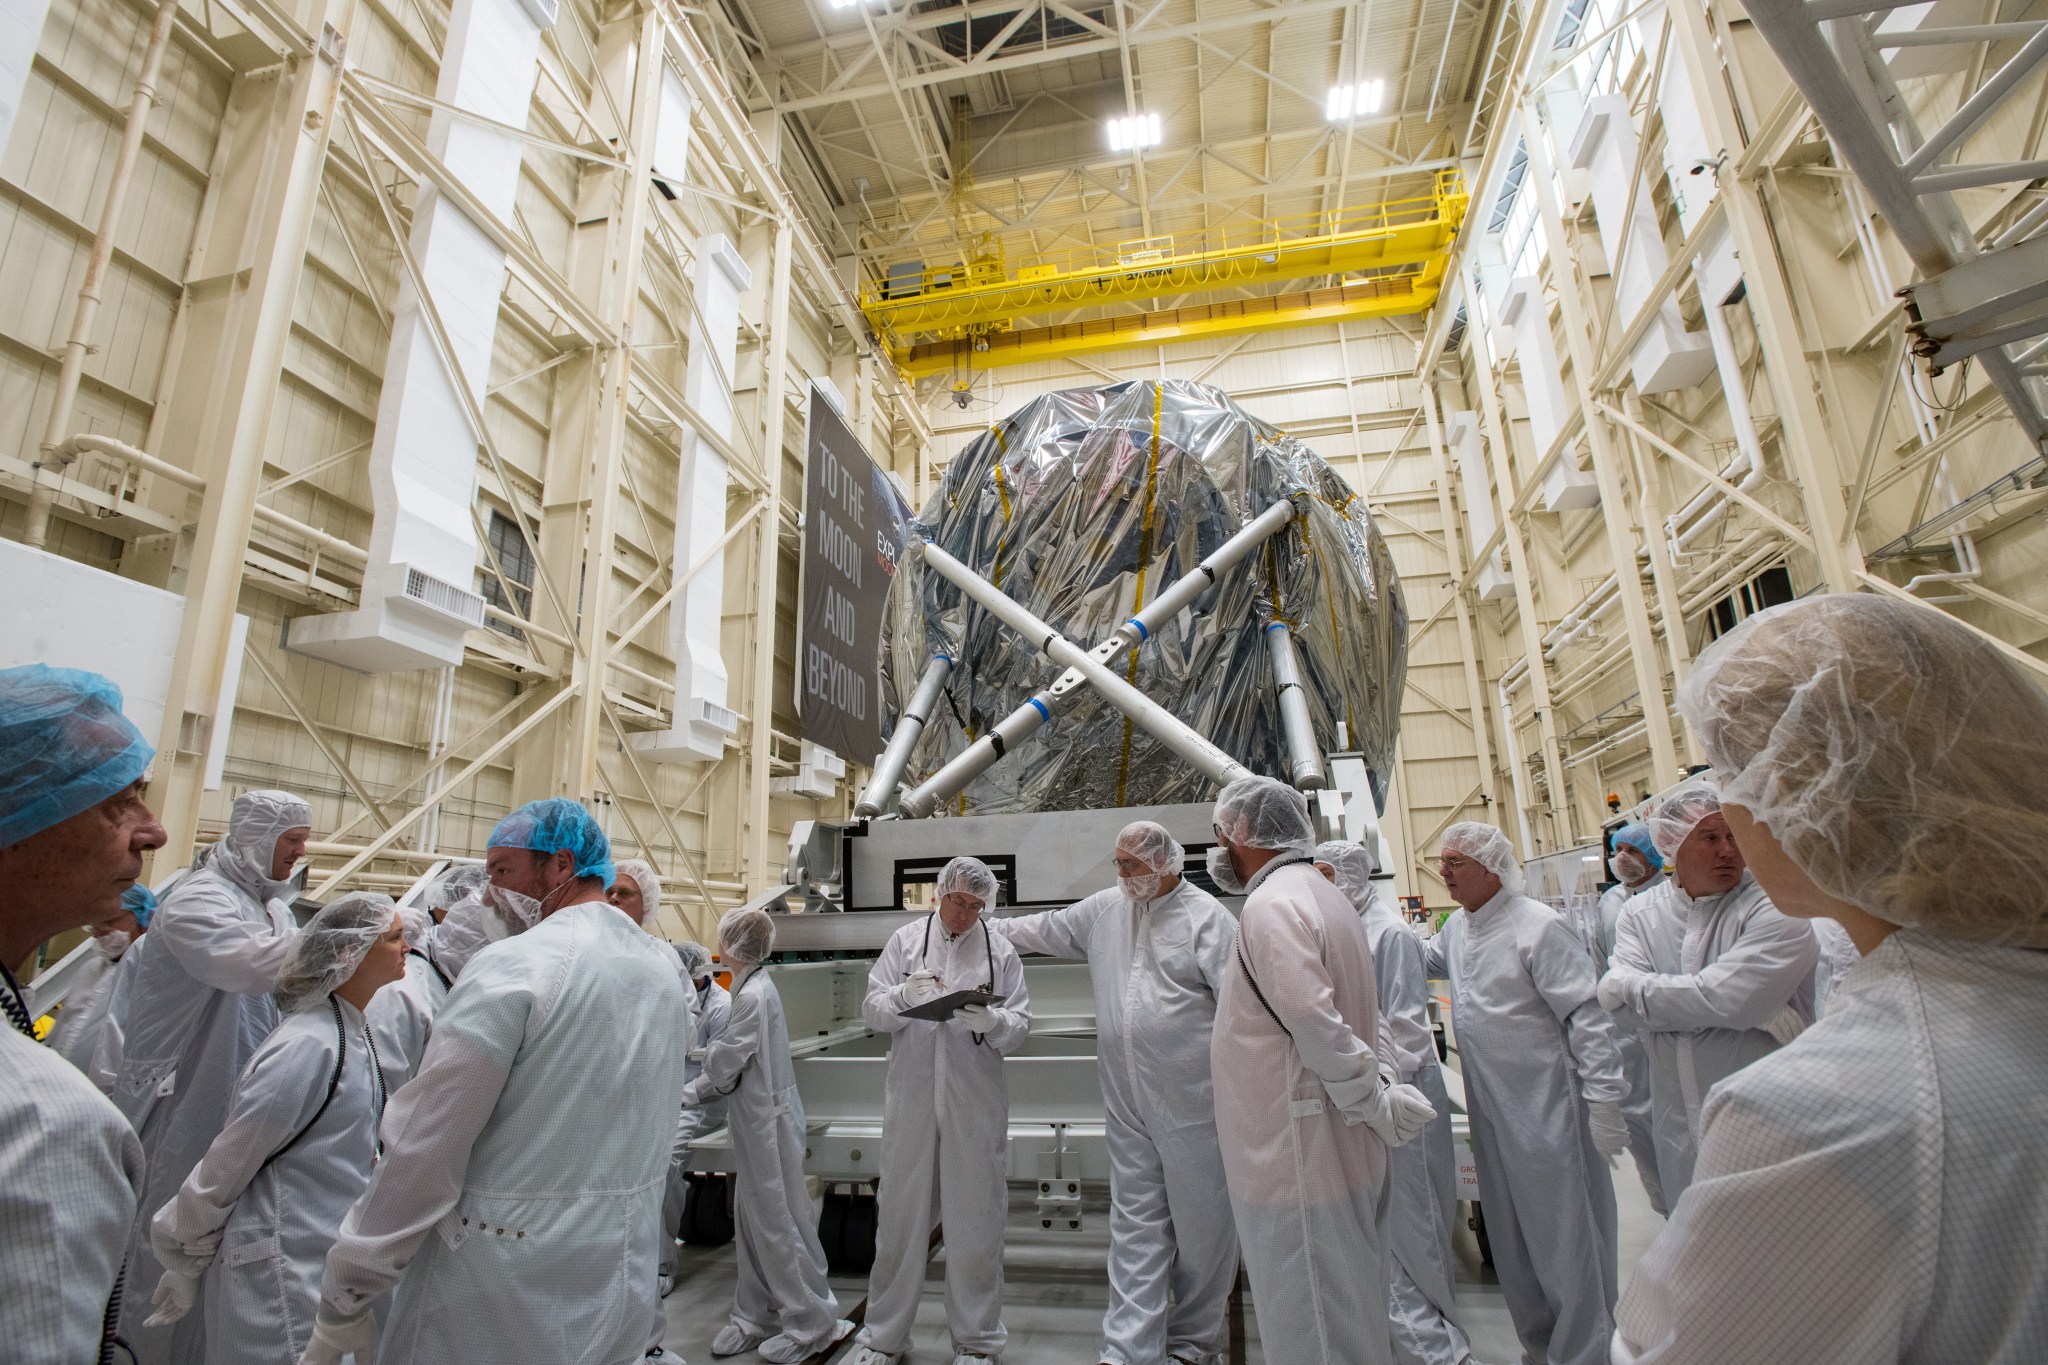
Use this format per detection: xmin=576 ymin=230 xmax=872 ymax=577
xmin=898 ymin=988 xmax=1001 ymax=1022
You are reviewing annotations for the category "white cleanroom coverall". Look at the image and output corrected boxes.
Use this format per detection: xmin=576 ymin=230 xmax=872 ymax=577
xmin=366 ymin=946 xmax=452 ymax=1093
xmin=679 ymin=966 xmax=841 ymax=1349
xmin=317 ymin=901 xmax=691 ymax=1364
xmin=995 ymin=880 xmax=1239 ymax=1365
xmin=151 ymin=997 xmax=385 ymax=1365
xmin=46 ymin=942 xmax=124 ymax=1075
xmin=660 ymin=973 xmax=732 ymax=1286
xmin=1608 ymin=871 xmax=1817 ymax=1202
xmin=1808 ymin=917 xmax=1859 ymax=1017
xmin=1423 ymin=888 xmax=1627 ymax=1365
xmin=1615 ymin=931 xmax=2048 ymax=1363
xmin=1 ymin=1021 xmax=145 ymax=1362
xmin=1592 ymin=878 xmax=1667 ymax=1214
xmin=1360 ymin=887 xmax=1472 ymax=1365
xmin=659 ymin=978 xmax=733 ymax=1277
xmin=112 ymin=860 xmax=299 ymax=1363
xmin=1212 ymin=858 xmax=1396 ymax=1365
xmin=857 ymin=915 xmax=1032 ymax=1359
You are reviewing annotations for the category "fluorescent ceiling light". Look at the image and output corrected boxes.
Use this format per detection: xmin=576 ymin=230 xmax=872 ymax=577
xmin=1326 ymin=80 xmax=1384 ymax=120
xmin=1106 ymin=112 xmax=1162 ymax=152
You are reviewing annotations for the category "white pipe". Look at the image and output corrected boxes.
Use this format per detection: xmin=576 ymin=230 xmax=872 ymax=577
xmin=1497 ymin=678 xmax=1538 ymax=856
xmin=918 ymin=542 xmax=1251 ymax=791
xmin=26 ymin=0 xmax=181 ymax=550
xmin=856 ymin=653 xmax=955 ymax=817
xmin=1265 ymin=622 xmax=1327 ymax=790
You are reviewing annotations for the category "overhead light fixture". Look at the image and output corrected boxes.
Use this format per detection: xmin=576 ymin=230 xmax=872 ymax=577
xmin=1106 ymin=112 xmax=1162 ymax=152
xmin=1326 ymin=80 xmax=1385 ymax=120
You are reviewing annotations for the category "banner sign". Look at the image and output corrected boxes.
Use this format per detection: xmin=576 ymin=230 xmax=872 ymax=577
xmin=797 ymin=384 xmax=907 ymax=762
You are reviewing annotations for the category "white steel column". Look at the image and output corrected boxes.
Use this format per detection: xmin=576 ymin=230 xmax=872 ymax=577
xmin=1517 ymin=100 xmax=1683 ymax=787
xmin=1458 ymin=264 xmax=1575 ymax=848
xmin=745 ymin=221 xmax=794 ymax=890
xmin=1667 ymin=0 xmax=1863 ymax=589
xmin=152 ymin=23 xmax=349 ymax=865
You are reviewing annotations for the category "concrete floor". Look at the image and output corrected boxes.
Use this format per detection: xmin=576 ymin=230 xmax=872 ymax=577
xmin=658 ymin=1048 xmax=1666 ymax=1365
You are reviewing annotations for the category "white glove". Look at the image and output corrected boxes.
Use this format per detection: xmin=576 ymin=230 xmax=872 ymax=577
xmin=143 ymin=1268 xmax=201 ymax=1327
xmin=1596 ymin=970 xmax=1633 ymax=1012
xmin=895 ymin=970 xmax=943 ymax=1009
xmin=1587 ymin=1099 xmax=1628 ymax=1157
xmin=300 ymin=1307 xmax=379 ymax=1365
xmin=1763 ymin=1004 xmax=1809 ymax=1047
xmin=1352 ymin=1064 xmax=1437 ymax=1147
xmin=954 ymin=1002 xmax=994 ymax=1030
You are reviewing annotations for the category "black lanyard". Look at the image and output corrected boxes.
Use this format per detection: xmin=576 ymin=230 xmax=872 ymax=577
xmin=1 ymin=959 xmax=35 ymax=1040
xmin=918 ymin=913 xmax=995 ymax=993
xmin=412 ymin=947 xmax=453 ymax=991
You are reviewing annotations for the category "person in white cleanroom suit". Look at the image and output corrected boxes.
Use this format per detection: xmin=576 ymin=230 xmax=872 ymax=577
xmin=0 ymin=663 xmax=163 ymax=1363
xmin=47 ymin=882 xmax=154 ymax=1076
xmin=1613 ymin=594 xmax=2048 ymax=1362
xmin=143 ymin=895 xmax=407 ymax=1365
xmin=1583 ymin=823 xmax=1668 ymax=1215
xmin=852 ymin=856 xmax=1033 ymax=1365
xmin=1209 ymin=777 xmax=1436 ymax=1365
xmin=114 ymin=786 xmax=314 ymax=1364
xmin=683 ymin=907 xmax=853 ymax=1362
xmin=1602 ymin=779 xmax=1817 ymax=1205
xmin=301 ymin=798 xmax=691 ymax=1365
xmin=366 ymin=886 xmax=461 ymax=1095
xmin=1426 ymin=821 xmax=1628 ymax=1365
xmin=992 ymin=820 xmax=1239 ymax=1365
xmin=605 ymin=857 xmax=725 ymax=1365
xmin=1314 ymin=840 xmax=1474 ymax=1365
xmin=659 ymin=937 xmax=733 ymax=1297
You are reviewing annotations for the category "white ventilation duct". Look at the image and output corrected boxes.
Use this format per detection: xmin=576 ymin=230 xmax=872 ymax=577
xmin=633 ymin=231 xmax=752 ymax=762
xmin=1569 ymin=94 xmax=1715 ymax=395
xmin=289 ymin=0 xmax=558 ymax=672
xmin=1448 ymin=409 xmax=1515 ymax=602
xmin=1488 ymin=267 xmax=1598 ymax=511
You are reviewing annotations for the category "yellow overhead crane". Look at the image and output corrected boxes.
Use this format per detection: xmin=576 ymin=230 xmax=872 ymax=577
xmin=864 ymin=172 xmax=1468 ymax=376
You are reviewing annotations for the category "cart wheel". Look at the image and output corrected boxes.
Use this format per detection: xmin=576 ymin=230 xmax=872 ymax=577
xmin=819 ymin=1186 xmax=879 ymax=1274
xmin=682 ymin=1172 xmax=736 ymax=1246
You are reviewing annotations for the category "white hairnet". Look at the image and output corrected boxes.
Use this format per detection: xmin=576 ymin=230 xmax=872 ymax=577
xmin=1678 ymin=593 xmax=2048 ymax=947
xmin=431 ymin=897 xmax=492 ymax=979
xmin=1214 ymin=775 xmax=1314 ymax=853
xmin=1116 ymin=820 xmax=1184 ymax=874
xmin=398 ymin=906 xmax=432 ymax=951
xmin=428 ymin=863 xmax=488 ymax=912
xmin=276 ymin=893 xmax=394 ymax=1013
xmin=1313 ymin=840 xmax=1373 ymax=908
xmin=718 ymin=906 xmax=775 ymax=965
xmin=222 ymin=789 xmax=313 ymax=889
xmin=1442 ymin=821 xmax=1525 ymax=895
xmin=614 ymin=858 xmax=663 ymax=909
xmin=676 ymin=940 xmax=715 ymax=982
xmin=1645 ymin=777 xmax=1723 ymax=859
xmin=936 ymin=856 xmax=1000 ymax=907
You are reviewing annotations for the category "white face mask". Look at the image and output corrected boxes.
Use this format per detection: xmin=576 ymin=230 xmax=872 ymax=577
xmin=91 ymin=931 xmax=132 ymax=960
xmin=1205 ymin=845 xmax=1246 ymax=895
xmin=1119 ymin=872 xmax=1163 ymax=906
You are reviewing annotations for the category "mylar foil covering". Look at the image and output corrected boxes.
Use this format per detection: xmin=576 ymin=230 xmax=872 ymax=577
xmin=879 ymin=379 xmax=1408 ymax=815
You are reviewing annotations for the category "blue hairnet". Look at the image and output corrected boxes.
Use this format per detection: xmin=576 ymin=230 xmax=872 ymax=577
xmin=1612 ymin=822 xmax=1660 ymax=867
xmin=122 ymin=883 xmax=157 ymax=928
xmin=0 ymin=664 xmax=155 ymax=848
xmin=486 ymin=798 xmax=615 ymax=889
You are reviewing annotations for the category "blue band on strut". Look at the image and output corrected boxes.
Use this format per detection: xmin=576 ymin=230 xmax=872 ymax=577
xmin=1027 ymin=697 xmax=1051 ymax=723
xmin=1126 ymin=618 xmax=1150 ymax=640
xmin=1265 ymin=622 xmax=1287 ymax=634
